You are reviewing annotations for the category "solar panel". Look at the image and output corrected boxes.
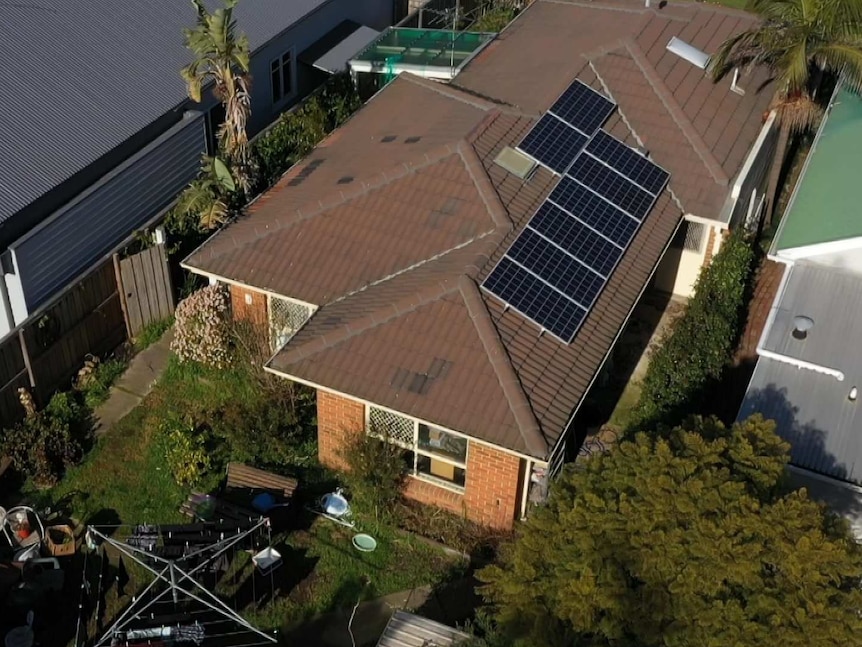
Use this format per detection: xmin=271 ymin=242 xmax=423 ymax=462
xmin=568 ymin=155 xmax=655 ymax=221
xmin=529 ymin=204 xmax=623 ymax=277
xmin=549 ymin=80 xmax=615 ymax=135
xmin=585 ymin=131 xmax=669 ymax=195
xmin=484 ymin=257 xmax=587 ymax=342
xmin=518 ymin=114 xmax=588 ymax=174
xmin=547 ymin=179 xmax=639 ymax=247
xmin=507 ymin=229 xmax=605 ymax=307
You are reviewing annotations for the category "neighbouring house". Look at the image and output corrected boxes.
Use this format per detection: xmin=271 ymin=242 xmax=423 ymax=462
xmin=184 ymin=0 xmax=776 ymax=529
xmin=738 ymin=86 xmax=862 ymax=539
xmin=0 ymin=0 xmax=394 ymax=340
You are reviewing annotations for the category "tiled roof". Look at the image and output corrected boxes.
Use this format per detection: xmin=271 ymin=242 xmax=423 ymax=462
xmin=185 ymin=0 xmax=774 ymax=458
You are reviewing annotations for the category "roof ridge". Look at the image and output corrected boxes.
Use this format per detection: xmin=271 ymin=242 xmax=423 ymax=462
xmin=399 ymin=73 xmax=501 ymax=112
xmin=275 ymin=276 xmax=461 ymax=367
xmin=457 ymin=138 xmax=512 ymax=232
xmin=623 ymin=39 xmax=729 ymax=186
xmin=458 ymin=275 xmax=548 ymax=457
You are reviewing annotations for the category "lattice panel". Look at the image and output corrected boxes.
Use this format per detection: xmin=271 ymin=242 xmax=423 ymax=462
xmin=368 ymin=407 xmax=415 ymax=446
xmin=681 ymin=221 xmax=705 ymax=252
xmin=270 ymin=297 xmax=311 ymax=349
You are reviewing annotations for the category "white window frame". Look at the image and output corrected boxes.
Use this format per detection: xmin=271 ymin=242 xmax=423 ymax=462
xmin=366 ymin=405 xmax=469 ymax=494
xmin=267 ymin=294 xmax=313 ymax=351
xmin=270 ymin=48 xmax=296 ymax=106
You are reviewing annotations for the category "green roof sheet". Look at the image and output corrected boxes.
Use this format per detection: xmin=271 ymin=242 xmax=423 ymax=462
xmin=775 ymin=88 xmax=862 ymax=252
xmin=351 ymin=28 xmax=493 ymax=71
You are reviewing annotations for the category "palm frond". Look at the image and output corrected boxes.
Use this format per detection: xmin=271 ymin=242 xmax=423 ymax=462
xmin=774 ymin=93 xmax=824 ymax=132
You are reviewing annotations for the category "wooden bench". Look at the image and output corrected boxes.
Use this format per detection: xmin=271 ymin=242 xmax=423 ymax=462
xmin=225 ymin=462 xmax=298 ymax=500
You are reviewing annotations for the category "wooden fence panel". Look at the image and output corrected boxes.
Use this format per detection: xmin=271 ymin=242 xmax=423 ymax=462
xmin=118 ymin=244 xmax=175 ymax=336
xmin=0 ymin=258 xmax=127 ymax=426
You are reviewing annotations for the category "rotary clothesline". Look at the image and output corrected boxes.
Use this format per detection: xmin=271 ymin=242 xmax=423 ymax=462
xmin=76 ymin=520 xmax=278 ymax=647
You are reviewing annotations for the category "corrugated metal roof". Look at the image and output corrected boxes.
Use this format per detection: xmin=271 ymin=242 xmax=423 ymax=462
xmin=299 ymin=20 xmax=381 ymax=73
xmin=376 ymin=611 xmax=470 ymax=647
xmin=0 ymin=0 xmax=328 ymax=225
xmin=739 ymin=263 xmax=862 ymax=484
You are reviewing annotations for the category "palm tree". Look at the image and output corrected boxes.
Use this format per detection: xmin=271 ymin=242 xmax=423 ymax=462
xmin=709 ymin=0 xmax=862 ymax=225
xmin=176 ymin=157 xmax=236 ymax=231
xmin=182 ymin=0 xmax=256 ymax=193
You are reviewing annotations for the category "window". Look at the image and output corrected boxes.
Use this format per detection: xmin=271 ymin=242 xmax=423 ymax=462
xmin=268 ymin=296 xmax=312 ymax=350
xmin=270 ymin=51 xmax=294 ymax=104
xmin=204 ymin=103 xmax=226 ymax=155
xmin=368 ymin=406 xmax=468 ymax=490
xmin=673 ymin=220 xmax=706 ymax=252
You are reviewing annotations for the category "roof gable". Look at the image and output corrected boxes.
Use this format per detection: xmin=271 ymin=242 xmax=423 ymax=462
xmin=270 ymin=272 xmax=547 ymax=456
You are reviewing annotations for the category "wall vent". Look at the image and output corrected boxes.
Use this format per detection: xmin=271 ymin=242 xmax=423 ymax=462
xmin=494 ymin=146 xmax=537 ymax=179
xmin=666 ymin=37 xmax=710 ymax=70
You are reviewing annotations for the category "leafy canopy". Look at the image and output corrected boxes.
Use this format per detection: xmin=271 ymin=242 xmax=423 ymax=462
xmin=479 ymin=415 xmax=862 ymax=647
xmin=709 ymin=0 xmax=862 ymax=130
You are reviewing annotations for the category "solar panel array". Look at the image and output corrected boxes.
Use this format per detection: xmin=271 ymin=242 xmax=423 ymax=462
xmin=517 ymin=80 xmax=614 ymax=174
xmin=484 ymin=80 xmax=670 ymax=343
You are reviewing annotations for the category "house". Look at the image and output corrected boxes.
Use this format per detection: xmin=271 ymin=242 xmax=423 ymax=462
xmin=184 ymin=0 xmax=776 ymax=529
xmin=0 ymin=0 xmax=394 ymax=339
xmin=376 ymin=610 xmax=470 ymax=646
xmin=738 ymin=86 xmax=862 ymax=539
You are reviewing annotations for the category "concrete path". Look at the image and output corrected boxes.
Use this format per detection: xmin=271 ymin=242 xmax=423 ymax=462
xmin=92 ymin=329 xmax=173 ymax=435
xmin=281 ymin=577 xmax=480 ymax=647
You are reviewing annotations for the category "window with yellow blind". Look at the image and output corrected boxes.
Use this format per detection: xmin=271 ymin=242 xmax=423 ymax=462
xmin=367 ymin=406 xmax=467 ymax=491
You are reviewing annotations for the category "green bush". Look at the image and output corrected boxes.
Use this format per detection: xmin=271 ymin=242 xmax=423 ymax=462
xmin=1 ymin=392 xmax=91 ymax=488
xmin=252 ymin=72 xmax=360 ymax=190
xmin=76 ymin=358 xmax=129 ymax=409
xmin=632 ymin=232 xmax=755 ymax=430
xmin=156 ymin=418 xmax=212 ymax=486
xmin=340 ymin=432 xmax=406 ymax=523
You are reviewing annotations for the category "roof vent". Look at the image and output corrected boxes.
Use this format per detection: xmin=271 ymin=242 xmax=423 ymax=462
xmin=494 ymin=146 xmax=537 ymax=179
xmin=792 ymin=315 xmax=814 ymax=340
xmin=666 ymin=37 xmax=710 ymax=70
xmin=381 ymin=135 xmax=397 ymax=143
xmin=850 ymin=386 xmax=858 ymax=402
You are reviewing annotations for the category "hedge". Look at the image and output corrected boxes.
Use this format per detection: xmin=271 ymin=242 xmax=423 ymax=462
xmin=631 ymin=232 xmax=755 ymax=431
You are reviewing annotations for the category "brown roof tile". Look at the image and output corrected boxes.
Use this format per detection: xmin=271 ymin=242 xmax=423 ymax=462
xmin=186 ymin=0 xmax=773 ymax=458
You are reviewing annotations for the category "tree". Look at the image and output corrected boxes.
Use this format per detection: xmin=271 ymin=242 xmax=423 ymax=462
xmin=182 ymin=0 xmax=256 ymax=192
xmin=174 ymin=156 xmax=236 ymax=231
xmin=709 ymin=0 xmax=862 ymax=224
xmin=479 ymin=415 xmax=862 ymax=647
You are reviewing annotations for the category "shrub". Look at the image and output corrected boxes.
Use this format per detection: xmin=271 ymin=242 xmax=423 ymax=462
xmin=156 ymin=418 xmax=212 ymax=486
xmin=75 ymin=356 xmax=129 ymax=409
xmin=632 ymin=232 xmax=755 ymax=430
xmin=1 ymin=391 xmax=91 ymax=487
xmin=252 ymin=72 xmax=360 ymax=190
xmin=171 ymin=285 xmax=231 ymax=368
xmin=340 ymin=431 xmax=406 ymax=523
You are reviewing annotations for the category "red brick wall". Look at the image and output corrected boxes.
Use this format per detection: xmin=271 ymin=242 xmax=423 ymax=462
xmin=229 ymin=284 xmax=267 ymax=326
xmin=316 ymin=390 xmax=525 ymax=529
xmin=463 ymin=443 xmax=523 ymax=529
xmin=317 ymin=390 xmax=365 ymax=470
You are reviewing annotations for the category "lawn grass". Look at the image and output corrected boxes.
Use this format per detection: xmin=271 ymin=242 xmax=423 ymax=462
xmin=35 ymin=341 xmax=460 ymax=642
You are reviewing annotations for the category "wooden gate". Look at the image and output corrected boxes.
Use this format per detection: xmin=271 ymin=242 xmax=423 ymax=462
xmin=115 ymin=244 xmax=175 ymax=336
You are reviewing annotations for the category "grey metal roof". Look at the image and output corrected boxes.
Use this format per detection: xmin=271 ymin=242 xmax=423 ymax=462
xmin=786 ymin=466 xmax=862 ymax=540
xmin=738 ymin=262 xmax=862 ymax=484
xmin=0 ymin=0 xmax=329 ymax=225
xmin=376 ymin=611 xmax=470 ymax=647
xmin=299 ymin=20 xmax=381 ymax=73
